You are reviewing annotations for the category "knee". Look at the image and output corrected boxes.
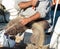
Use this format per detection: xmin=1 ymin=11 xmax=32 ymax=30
xmin=32 ymin=23 xmax=44 ymax=30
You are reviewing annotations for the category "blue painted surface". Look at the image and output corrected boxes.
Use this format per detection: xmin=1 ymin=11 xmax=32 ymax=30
xmin=51 ymin=10 xmax=60 ymax=28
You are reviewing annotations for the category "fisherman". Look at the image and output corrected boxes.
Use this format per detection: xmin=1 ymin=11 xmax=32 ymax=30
xmin=1 ymin=0 xmax=51 ymax=49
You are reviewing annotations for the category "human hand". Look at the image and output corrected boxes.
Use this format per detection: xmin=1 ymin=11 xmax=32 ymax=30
xmin=20 ymin=18 xmax=30 ymax=26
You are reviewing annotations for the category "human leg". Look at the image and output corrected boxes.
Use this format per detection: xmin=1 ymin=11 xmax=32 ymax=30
xmin=30 ymin=20 xmax=49 ymax=49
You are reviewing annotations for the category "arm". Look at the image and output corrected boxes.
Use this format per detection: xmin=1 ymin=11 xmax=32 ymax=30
xmin=20 ymin=12 xmax=40 ymax=25
xmin=20 ymin=0 xmax=49 ymax=25
xmin=28 ymin=12 xmax=40 ymax=22
xmin=18 ymin=1 xmax=32 ymax=9
xmin=18 ymin=0 xmax=38 ymax=9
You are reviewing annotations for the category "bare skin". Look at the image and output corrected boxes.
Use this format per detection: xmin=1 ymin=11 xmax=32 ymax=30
xmin=18 ymin=1 xmax=32 ymax=9
xmin=20 ymin=12 xmax=40 ymax=26
xmin=18 ymin=0 xmax=40 ymax=26
xmin=18 ymin=0 xmax=38 ymax=9
xmin=51 ymin=0 xmax=60 ymax=6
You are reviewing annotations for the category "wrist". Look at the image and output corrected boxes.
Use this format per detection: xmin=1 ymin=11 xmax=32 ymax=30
xmin=18 ymin=1 xmax=32 ymax=9
xmin=28 ymin=12 xmax=40 ymax=23
xmin=28 ymin=17 xmax=32 ymax=23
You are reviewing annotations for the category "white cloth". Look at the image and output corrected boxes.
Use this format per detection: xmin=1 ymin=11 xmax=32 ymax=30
xmin=50 ymin=32 xmax=58 ymax=48
xmin=0 ymin=30 xmax=15 ymax=47
xmin=2 ymin=0 xmax=19 ymax=20
xmin=54 ymin=17 xmax=60 ymax=34
xmin=50 ymin=16 xmax=60 ymax=49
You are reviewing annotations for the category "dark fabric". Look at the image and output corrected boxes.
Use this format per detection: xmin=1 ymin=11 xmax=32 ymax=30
xmin=51 ymin=4 xmax=60 ymax=10
xmin=0 ymin=4 xmax=8 ymax=23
